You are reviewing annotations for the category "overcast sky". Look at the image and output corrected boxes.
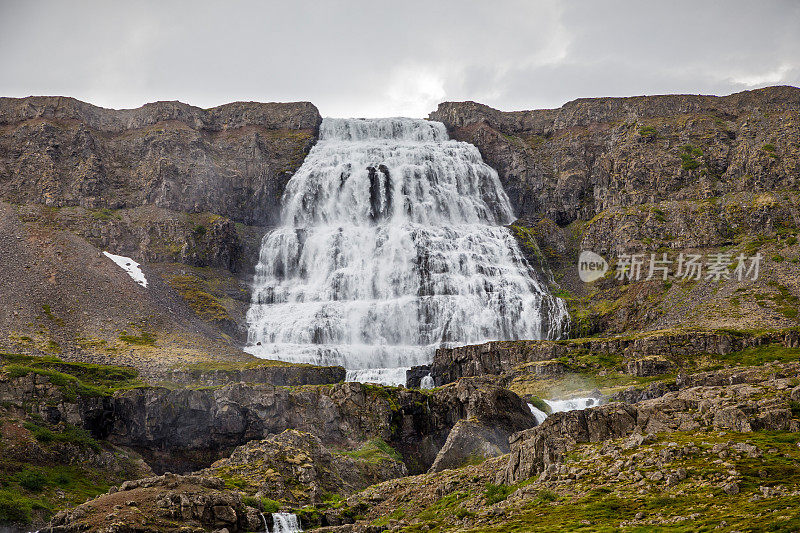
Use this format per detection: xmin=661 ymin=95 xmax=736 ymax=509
xmin=1 ymin=0 xmax=798 ymax=117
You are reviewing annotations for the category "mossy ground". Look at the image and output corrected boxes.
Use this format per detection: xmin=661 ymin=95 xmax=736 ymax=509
xmin=325 ymin=429 xmax=800 ymax=533
xmin=0 ymin=353 xmax=144 ymax=399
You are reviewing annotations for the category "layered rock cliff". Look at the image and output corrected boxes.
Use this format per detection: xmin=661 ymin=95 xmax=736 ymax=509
xmin=0 ymin=96 xmax=321 ymax=226
xmin=430 ymin=86 xmax=799 ymax=226
xmin=0 ymin=97 xmax=322 ymax=363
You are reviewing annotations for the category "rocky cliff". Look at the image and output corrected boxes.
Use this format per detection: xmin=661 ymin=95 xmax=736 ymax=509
xmin=430 ymin=86 xmax=799 ymax=226
xmin=0 ymin=97 xmax=322 ymax=363
xmin=433 ymin=87 xmax=800 ymax=336
xmin=0 ymin=96 xmax=320 ymax=226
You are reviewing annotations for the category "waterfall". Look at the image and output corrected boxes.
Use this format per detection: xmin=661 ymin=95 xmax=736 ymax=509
xmin=527 ymin=403 xmax=548 ymax=425
xmin=420 ymin=374 xmax=434 ymax=389
xmin=271 ymin=513 xmax=303 ymax=533
xmin=545 ymin=397 xmax=599 ymax=413
xmin=529 ymin=397 xmax=601 ymax=424
xmin=246 ymin=117 xmax=568 ymax=384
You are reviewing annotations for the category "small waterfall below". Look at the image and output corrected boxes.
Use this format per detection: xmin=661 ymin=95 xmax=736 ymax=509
xmin=271 ymin=513 xmax=303 ymax=533
xmin=545 ymin=397 xmax=599 ymax=413
xmin=420 ymin=374 xmax=434 ymax=389
xmin=246 ymin=117 xmax=568 ymax=383
xmin=529 ymin=397 xmax=601 ymax=424
xmin=527 ymin=403 xmax=548 ymax=424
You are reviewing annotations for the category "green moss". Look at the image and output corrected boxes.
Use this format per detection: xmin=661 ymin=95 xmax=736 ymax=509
xmin=484 ymin=482 xmax=514 ymax=505
xmin=118 ymin=331 xmax=157 ymax=345
xmin=23 ymin=422 xmax=101 ymax=452
xmin=16 ymin=468 xmax=47 ymax=493
xmin=638 ymin=126 xmax=657 ymax=138
xmin=90 ymin=208 xmax=119 ymax=220
xmin=340 ymin=438 xmax=403 ymax=464
xmin=680 ymin=144 xmax=703 ymax=170
xmin=174 ymin=358 xmax=304 ymax=374
xmin=261 ymin=497 xmax=281 ymax=513
xmin=711 ymin=345 xmax=800 ymax=367
xmin=41 ymin=304 xmax=65 ymax=326
xmin=0 ymin=353 xmax=143 ymax=399
xmin=527 ymin=396 xmax=551 ymax=415
xmin=0 ymin=489 xmax=35 ymax=523
xmin=167 ymin=275 xmax=231 ymax=322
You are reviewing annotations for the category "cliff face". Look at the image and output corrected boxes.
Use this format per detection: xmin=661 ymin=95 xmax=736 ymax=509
xmin=0 ymin=96 xmax=321 ymax=226
xmin=432 ymin=87 xmax=800 ymax=336
xmin=430 ymin=86 xmax=799 ymax=225
xmin=0 ymin=98 xmax=322 ymax=359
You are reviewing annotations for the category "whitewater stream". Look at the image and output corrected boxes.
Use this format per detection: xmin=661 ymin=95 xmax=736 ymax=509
xmin=246 ymin=118 xmax=568 ymax=384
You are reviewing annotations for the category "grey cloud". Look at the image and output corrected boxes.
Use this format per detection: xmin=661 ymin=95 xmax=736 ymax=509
xmin=0 ymin=0 xmax=798 ymax=117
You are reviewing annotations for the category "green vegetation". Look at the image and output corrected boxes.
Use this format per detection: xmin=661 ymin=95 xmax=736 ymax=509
xmin=40 ymin=304 xmax=65 ymax=326
xmin=16 ymin=468 xmax=47 ymax=492
xmin=0 ymin=489 xmax=41 ymax=523
xmin=527 ymin=396 xmax=551 ymax=414
xmin=762 ymin=143 xmax=779 ymax=158
xmin=484 ymin=482 xmax=514 ymax=505
xmin=242 ymin=495 xmax=281 ymax=513
xmin=0 ymin=353 xmax=143 ymax=399
xmin=90 ymin=208 xmax=118 ymax=220
xmin=341 ymin=438 xmax=403 ymax=464
xmin=174 ymin=358 xmax=302 ymax=375
xmin=680 ymin=144 xmax=703 ymax=170
xmin=711 ymin=344 xmax=800 ymax=367
xmin=23 ymin=422 xmax=101 ymax=452
xmin=118 ymin=330 xmax=157 ymax=345
xmin=168 ymin=274 xmax=231 ymax=322
xmin=638 ymin=126 xmax=657 ymax=138
xmin=753 ymin=282 xmax=800 ymax=320
xmin=261 ymin=498 xmax=281 ymax=514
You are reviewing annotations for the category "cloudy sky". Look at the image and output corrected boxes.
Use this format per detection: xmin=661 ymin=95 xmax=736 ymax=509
xmin=1 ymin=0 xmax=798 ymax=117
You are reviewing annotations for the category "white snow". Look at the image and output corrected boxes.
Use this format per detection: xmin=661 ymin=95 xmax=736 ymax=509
xmin=103 ymin=252 xmax=148 ymax=288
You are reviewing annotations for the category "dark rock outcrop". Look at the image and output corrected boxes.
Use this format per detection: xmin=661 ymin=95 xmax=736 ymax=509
xmin=167 ymin=362 xmax=346 ymax=387
xmin=405 ymin=365 xmax=431 ymax=389
xmin=44 ymin=473 xmax=263 ymax=533
xmin=204 ymin=429 xmax=407 ymax=505
xmin=424 ymin=328 xmax=800 ymax=386
xmin=428 ymin=418 xmax=516 ymax=473
xmin=427 ymin=378 xmax=537 ymax=473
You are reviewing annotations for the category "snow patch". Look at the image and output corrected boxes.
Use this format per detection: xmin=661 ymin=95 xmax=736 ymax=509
xmin=103 ymin=252 xmax=148 ymax=288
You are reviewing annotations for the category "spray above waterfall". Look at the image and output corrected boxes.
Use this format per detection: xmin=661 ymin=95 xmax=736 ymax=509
xmin=246 ymin=117 xmax=568 ymax=383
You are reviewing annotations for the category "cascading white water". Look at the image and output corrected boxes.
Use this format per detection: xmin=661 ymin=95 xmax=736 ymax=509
xmin=527 ymin=403 xmax=548 ymax=425
xmin=545 ymin=397 xmax=599 ymax=413
xmin=246 ymin=117 xmax=568 ymax=384
xmin=528 ymin=397 xmax=602 ymax=424
xmin=271 ymin=513 xmax=303 ymax=533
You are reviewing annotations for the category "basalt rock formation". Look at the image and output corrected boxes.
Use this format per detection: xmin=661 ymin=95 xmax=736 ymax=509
xmin=0 ymin=97 xmax=322 ymax=362
xmin=0 ymin=96 xmax=321 ymax=226
xmin=430 ymin=86 xmax=799 ymax=227
xmin=418 ymin=328 xmax=800 ymax=387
